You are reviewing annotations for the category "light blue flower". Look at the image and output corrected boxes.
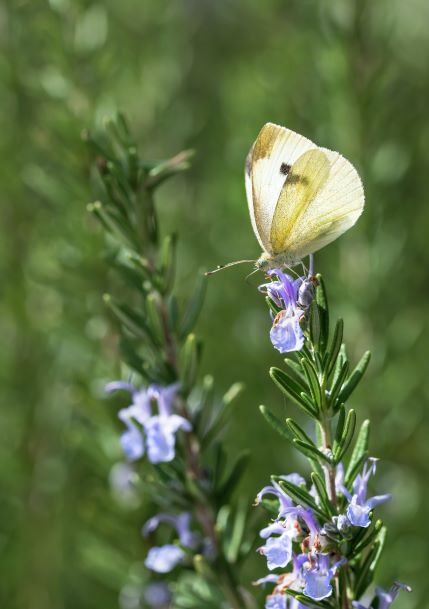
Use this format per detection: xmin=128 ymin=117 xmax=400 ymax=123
xmin=340 ymin=458 xmax=391 ymax=528
xmin=258 ymin=530 xmax=294 ymax=570
xmin=105 ymin=381 xmax=191 ymax=463
xmin=259 ymin=270 xmax=307 ymax=353
xmin=352 ymin=581 xmax=411 ymax=609
xmin=257 ymin=507 xmax=316 ymax=572
xmin=303 ymin=554 xmax=345 ymax=601
xmin=144 ymin=544 xmax=185 ymax=573
xmin=144 ymin=413 xmax=191 ymax=463
xmin=270 ymin=313 xmax=304 ymax=353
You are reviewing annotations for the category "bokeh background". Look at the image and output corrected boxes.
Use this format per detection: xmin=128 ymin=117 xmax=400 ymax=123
xmin=1 ymin=0 xmax=428 ymax=607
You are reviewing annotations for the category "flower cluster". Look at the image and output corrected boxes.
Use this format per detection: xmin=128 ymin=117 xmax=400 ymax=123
xmin=258 ymin=269 xmax=316 ymax=354
xmin=105 ymin=382 xmax=191 ymax=463
xmin=254 ymin=459 xmax=396 ymax=609
xmin=336 ymin=459 xmax=391 ymax=529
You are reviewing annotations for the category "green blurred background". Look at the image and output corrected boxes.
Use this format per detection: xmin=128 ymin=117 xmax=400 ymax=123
xmin=1 ymin=0 xmax=428 ymax=607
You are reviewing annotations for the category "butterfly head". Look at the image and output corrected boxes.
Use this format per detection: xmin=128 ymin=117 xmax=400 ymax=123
xmin=256 ymin=251 xmax=302 ymax=272
xmin=255 ymin=252 xmax=271 ymax=272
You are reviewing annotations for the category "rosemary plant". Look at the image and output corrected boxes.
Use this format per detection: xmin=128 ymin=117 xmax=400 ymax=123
xmin=84 ymin=116 xmax=410 ymax=609
xmin=85 ymin=115 xmax=253 ymax=609
xmin=253 ymin=268 xmax=411 ymax=609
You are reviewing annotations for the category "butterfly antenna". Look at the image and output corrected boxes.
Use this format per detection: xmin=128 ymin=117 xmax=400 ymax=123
xmin=289 ymin=266 xmax=302 ymax=279
xmin=205 ymin=260 xmax=255 ymax=276
xmin=244 ymin=267 xmax=260 ymax=283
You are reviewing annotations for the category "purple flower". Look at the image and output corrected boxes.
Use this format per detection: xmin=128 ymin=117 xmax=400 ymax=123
xmin=259 ymin=270 xmax=306 ymax=353
xmin=256 ymin=481 xmax=312 ymax=571
xmin=142 ymin=512 xmax=199 ymax=549
xmin=105 ymin=381 xmax=191 ymax=463
xmin=144 ymin=544 xmax=185 ymax=573
xmin=303 ymin=554 xmax=345 ymax=601
xmin=352 ymin=581 xmax=411 ymax=609
xmin=257 ymin=505 xmax=321 ymax=572
xmin=340 ymin=458 xmax=391 ymax=528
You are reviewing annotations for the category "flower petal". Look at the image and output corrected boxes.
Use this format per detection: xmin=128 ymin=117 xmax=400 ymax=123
xmin=346 ymin=499 xmax=372 ymax=528
xmin=366 ymin=494 xmax=391 ymax=509
xmin=144 ymin=418 xmax=176 ymax=463
xmin=156 ymin=382 xmax=181 ymax=416
xmin=105 ymin=381 xmax=136 ymax=394
xmin=259 ymin=522 xmax=288 ymax=539
xmin=253 ymin=574 xmax=280 ymax=586
xmin=270 ymin=314 xmax=304 ymax=353
xmin=120 ymin=422 xmax=144 ymax=461
xmin=259 ymin=533 xmax=293 ymax=570
xmin=303 ymin=570 xmax=333 ymax=601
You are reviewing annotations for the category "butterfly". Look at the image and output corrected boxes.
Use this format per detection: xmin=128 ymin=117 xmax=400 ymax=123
xmin=207 ymin=122 xmax=364 ymax=274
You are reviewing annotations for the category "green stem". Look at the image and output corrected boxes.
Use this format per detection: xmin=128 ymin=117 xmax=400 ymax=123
xmin=319 ymin=373 xmax=337 ymax=506
xmin=320 ymin=415 xmax=337 ymax=505
xmin=319 ymin=359 xmax=350 ymax=609
xmin=154 ymin=268 xmax=245 ymax=609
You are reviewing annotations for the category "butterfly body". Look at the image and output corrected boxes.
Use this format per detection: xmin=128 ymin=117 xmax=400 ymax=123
xmin=246 ymin=123 xmax=365 ymax=270
xmin=255 ymin=251 xmax=300 ymax=271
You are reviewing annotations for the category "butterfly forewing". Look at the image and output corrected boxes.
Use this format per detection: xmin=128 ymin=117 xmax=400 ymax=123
xmin=269 ymin=149 xmax=330 ymax=254
xmin=248 ymin=123 xmax=316 ymax=254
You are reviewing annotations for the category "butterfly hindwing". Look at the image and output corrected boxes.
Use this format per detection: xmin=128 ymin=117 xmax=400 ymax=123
xmin=271 ymin=148 xmax=364 ymax=260
xmin=269 ymin=149 xmax=331 ymax=254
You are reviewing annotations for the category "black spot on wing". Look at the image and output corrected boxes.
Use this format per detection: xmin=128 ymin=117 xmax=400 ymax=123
xmin=280 ymin=162 xmax=309 ymax=185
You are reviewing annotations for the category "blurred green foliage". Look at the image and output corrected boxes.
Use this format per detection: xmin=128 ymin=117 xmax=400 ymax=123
xmin=1 ymin=0 xmax=428 ymax=608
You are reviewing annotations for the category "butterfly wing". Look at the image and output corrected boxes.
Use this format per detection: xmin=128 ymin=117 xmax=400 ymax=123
xmin=269 ymin=148 xmax=364 ymax=260
xmin=246 ymin=123 xmax=317 ymax=254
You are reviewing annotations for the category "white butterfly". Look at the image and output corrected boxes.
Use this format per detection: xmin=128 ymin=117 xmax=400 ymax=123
xmin=246 ymin=122 xmax=365 ymax=270
xmin=208 ymin=123 xmax=364 ymax=275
